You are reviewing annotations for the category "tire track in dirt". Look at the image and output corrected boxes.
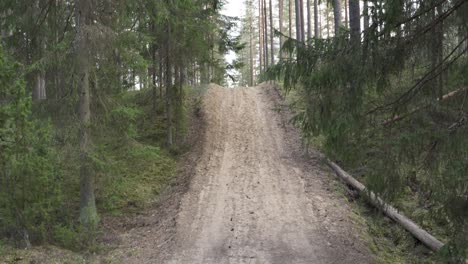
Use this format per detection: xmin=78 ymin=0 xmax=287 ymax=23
xmin=167 ymin=85 xmax=373 ymax=264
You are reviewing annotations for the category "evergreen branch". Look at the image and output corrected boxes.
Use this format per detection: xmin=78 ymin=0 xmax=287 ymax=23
xmin=382 ymin=88 xmax=467 ymax=126
xmin=367 ymin=36 xmax=468 ymax=115
xmin=405 ymin=0 xmax=466 ymax=44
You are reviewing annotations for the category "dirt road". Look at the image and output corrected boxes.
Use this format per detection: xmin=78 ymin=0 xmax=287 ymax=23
xmin=164 ymin=84 xmax=372 ymax=264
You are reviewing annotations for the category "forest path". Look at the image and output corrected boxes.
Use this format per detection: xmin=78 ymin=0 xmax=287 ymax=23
xmin=100 ymin=84 xmax=372 ymax=263
xmin=164 ymin=84 xmax=372 ymax=264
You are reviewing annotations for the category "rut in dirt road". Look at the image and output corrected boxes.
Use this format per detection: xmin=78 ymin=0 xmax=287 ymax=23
xmin=168 ymin=84 xmax=372 ymax=264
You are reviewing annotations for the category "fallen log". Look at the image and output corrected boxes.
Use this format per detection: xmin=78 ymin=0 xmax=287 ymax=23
xmin=326 ymin=160 xmax=445 ymax=252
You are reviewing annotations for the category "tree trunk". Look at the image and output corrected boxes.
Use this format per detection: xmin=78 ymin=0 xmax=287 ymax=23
xmin=299 ymin=0 xmax=305 ymax=41
xmin=363 ymin=0 xmax=369 ymax=32
xmin=318 ymin=4 xmax=322 ymax=38
xmin=349 ymin=0 xmax=360 ymax=46
xmin=289 ymin=0 xmax=292 ymax=39
xmin=151 ymin=23 xmax=157 ymax=114
xmin=436 ymin=4 xmax=444 ymax=99
xmin=327 ymin=160 xmax=444 ymax=252
xmin=279 ymin=0 xmax=284 ymax=59
xmin=269 ymin=0 xmax=274 ymax=65
xmin=314 ymin=0 xmax=318 ymax=38
xmin=307 ymin=0 xmax=311 ymax=40
xmin=333 ymin=0 xmax=342 ymax=36
xmin=249 ymin=9 xmax=255 ymax=86
xmin=166 ymin=23 xmax=173 ymax=147
xmin=259 ymin=0 xmax=264 ymax=72
xmin=295 ymin=0 xmax=302 ymax=42
xmin=263 ymin=0 xmax=269 ymax=68
xmin=344 ymin=0 xmax=348 ymax=28
xmin=33 ymin=72 xmax=46 ymax=101
xmin=76 ymin=0 xmax=98 ymax=229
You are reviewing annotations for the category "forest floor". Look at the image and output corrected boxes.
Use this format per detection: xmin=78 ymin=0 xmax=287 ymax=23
xmin=0 ymin=84 xmax=376 ymax=264
xmin=98 ymin=83 xmax=373 ymax=263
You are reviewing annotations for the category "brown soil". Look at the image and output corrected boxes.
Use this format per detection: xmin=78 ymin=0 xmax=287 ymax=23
xmin=97 ymin=84 xmax=373 ymax=264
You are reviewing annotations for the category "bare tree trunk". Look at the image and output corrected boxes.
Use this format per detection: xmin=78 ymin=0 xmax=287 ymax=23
xmin=318 ymin=4 xmax=322 ymax=38
xmin=289 ymin=0 xmax=292 ymax=39
xmin=249 ymin=8 xmax=255 ymax=86
xmin=307 ymin=0 xmax=311 ymax=40
xmin=279 ymin=0 xmax=284 ymax=59
xmin=300 ymin=0 xmax=305 ymax=41
xmin=344 ymin=0 xmax=348 ymax=28
xmin=269 ymin=0 xmax=274 ymax=65
xmin=434 ymin=4 xmax=444 ymax=99
xmin=362 ymin=0 xmax=370 ymax=62
xmin=259 ymin=0 xmax=264 ymax=72
xmin=263 ymin=0 xmax=269 ymax=68
xmin=151 ymin=25 xmax=157 ymax=114
xmin=333 ymin=0 xmax=342 ymax=36
xmin=166 ymin=23 xmax=173 ymax=147
xmin=295 ymin=0 xmax=302 ymax=42
xmin=363 ymin=0 xmax=369 ymax=32
xmin=349 ymin=0 xmax=360 ymax=46
xmin=33 ymin=72 xmax=46 ymax=101
xmin=327 ymin=160 xmax=444 ymax=252
xmin=76 ymin=0 xmax=98 ymax=229
xmin=314 ymin=0 xmax=318 ymax=38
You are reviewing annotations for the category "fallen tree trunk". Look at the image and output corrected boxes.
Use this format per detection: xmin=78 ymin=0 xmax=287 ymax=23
xmin=326 ymin=160 xmax=445 ymax=252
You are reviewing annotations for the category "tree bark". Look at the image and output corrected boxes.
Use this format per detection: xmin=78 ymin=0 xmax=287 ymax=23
xmin=279 ymin=0 xmax=284 ymax=59
xmin=249 ymin=7 xmax=255 ymax=86
xmin=269 ymin=0 xmax=274 ymax=65
xmin=263 ymin=0 xmax=269 ymax=68
xmin=33 ymin=72 xmax=46 ymax=101
xmin=299 ymin=0 xmax=305 ymax=41
xmin=76 ymin=0 xmax=98 ymax=229
xmin=307 ymin=0 xmax=311 ymax=40
xmin=327 ymin=160 xmax=444 ymax=252
xmin=349 ymin=0 xmax=360 ymax=46
xmin=289 ymin=0 xmax=293 ymax=39
xmin=259 ymin=0 xmax=264 ymax=72
xmin=314 ymin=0 xmax=318 ymax=38
xmin=332 ymin=0 xmax=342 ymax=36
xmin=151 ymin=22 xmax=157 ymax=114
xmin=362 ymin=0 xmax=370 ymax=61
xmin=344 ymin=0 xmax=348 ymax=28
xmin=166 ymin=22 xmax=173 ymax=147
xmin=295 ymin=0 xmax=302 ymax=42
xmin=363 ymin=0 xmax=369 ymax=32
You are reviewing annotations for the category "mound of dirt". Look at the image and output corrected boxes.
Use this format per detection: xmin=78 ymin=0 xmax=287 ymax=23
xmin=166 ymin=85 xmax=372 ymax=264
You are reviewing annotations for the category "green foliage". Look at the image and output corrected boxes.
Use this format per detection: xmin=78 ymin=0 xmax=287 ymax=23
xmin=0 ymin=0 xmax=233 ymax=258
xmin=0 ymin=46 xmax=62 ymax=245
xmin=110 ymin=105 xmax=142 ymax=138
xmin=53 ymin=225 xmax=80 ymax=250
xmin=270 ymin=0 xmax=468 ymax=260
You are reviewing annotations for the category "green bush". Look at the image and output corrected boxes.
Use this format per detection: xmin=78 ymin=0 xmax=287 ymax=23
xmin=110 ymin=105 xmax=142 ymax=138
xmin=53 ymin=225 xmax=80 ymax=250
xmin=0 ymin=46 xmax=62 ymax=245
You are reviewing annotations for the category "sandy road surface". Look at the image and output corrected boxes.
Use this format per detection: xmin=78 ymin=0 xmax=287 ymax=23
xmin=166 ymin=85 xmax=372 ymax=264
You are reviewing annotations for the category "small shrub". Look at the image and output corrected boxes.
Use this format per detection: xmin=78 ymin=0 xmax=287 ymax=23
xmin=110 ymin=106 xmax=142 ymax=138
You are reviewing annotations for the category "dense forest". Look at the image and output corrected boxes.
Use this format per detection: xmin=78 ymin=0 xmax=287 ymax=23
xmin=237 ymin=0 xmax=467 ymax=261
xmin=0 ymin=0 xmax=467 ymax=262
xmin=0 ymin=0 xmax=242 ymax=252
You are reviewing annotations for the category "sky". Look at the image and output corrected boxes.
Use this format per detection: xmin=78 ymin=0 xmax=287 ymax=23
xmin=221 ymin=0 xmax=245 ymax=85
